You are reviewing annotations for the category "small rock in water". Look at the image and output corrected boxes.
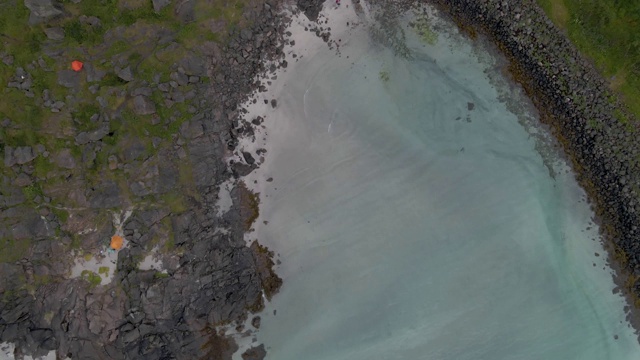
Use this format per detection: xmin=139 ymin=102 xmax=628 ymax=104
xmin=251 ymin=316 xmax=261 ymax=329
xmin=242 ymin=152 xmax=256 ymax=165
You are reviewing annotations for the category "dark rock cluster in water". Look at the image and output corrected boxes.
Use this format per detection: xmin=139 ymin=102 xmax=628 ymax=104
xmin=429 ymin=0 xmax=640 ymax=334
xmin=296 ymin=0 xmax=325 ymax=22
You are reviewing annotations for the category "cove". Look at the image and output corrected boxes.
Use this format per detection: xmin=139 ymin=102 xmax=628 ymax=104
xmin=234 ymin=3 xmax=640 ymax=359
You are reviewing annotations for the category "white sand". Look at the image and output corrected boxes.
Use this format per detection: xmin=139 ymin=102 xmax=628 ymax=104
xmin=215 ymin=179 xmax=235 ymax=216
xmin=138 ymin=247 xmax=165 ymax=272
xmin=0 ymin=342 xmax=63 ymax=360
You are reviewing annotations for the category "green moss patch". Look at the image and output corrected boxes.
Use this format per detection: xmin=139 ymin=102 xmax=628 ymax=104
xmin=81 ymin=270 xmax=102 ymax=288
xmin=0 ymin=237 xmax=31 ymax=263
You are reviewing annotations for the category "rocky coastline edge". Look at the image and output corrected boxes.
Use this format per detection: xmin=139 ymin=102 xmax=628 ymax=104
xmin=427 ymin=0 xmax=640 ymax=340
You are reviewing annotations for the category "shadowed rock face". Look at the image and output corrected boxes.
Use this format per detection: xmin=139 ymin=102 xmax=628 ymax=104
xmin=297 ymin=0 xmax=325 ymax=21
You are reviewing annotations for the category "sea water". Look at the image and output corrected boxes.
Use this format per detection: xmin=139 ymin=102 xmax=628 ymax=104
xmin=237 ymin=4 xmax=640 ymax=359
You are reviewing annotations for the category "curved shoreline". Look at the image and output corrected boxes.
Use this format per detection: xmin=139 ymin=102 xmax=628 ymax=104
xmin=426 ymin=0 xmax=640 ymax=340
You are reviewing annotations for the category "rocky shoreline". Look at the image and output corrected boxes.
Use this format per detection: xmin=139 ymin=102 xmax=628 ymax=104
xmin=3 ymin=0 xmax=640 ymax=358
xmin=427 ymin=0 xmax=640 ymax=339
xmin=0 ymin=0 xmax=295 ymax=358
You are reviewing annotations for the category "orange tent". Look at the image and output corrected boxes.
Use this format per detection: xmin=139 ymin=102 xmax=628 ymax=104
xmin=71 ymin=60 xmax=83 ymax=72
xmin=110 ymin=235 xmax=123 ymax=250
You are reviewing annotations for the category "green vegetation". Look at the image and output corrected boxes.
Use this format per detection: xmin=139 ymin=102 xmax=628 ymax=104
xmin=70 ymin=236 xmax=82 ymax=249
xmin=161 ymin=192 xmax=188 ymax=214
xmin=160 ymin=217 xmax=176 ymax=252
xmin=379 ymin=70 xmax=390 ymax=82
xmin=536 ymin=0 xmax=640 ymax=119
xmin=0 ymin=237 xmax=31 ymax=263
xmin=411 ymin=15 xmax=438 ymax=45
xmin=22 ymin=183 xmax=44 ymax=201
xmin=51 ymin=207 xmax=69 ymax=222
xmin=154 ymin=271 xmax=170 ymax=279
xmin=98 ymin=266 xmax=109 ymax=275
xmin=81 ymin=270 xmax=102 ymax=288
xmin=0 ymin=0 xmax=258 ymax=269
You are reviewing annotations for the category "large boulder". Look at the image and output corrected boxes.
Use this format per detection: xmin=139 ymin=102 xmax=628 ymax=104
xmin=179 ymin=55 xmax=206 ymax=76
xmin=14 ymin=146 xmax=36 ymax=165
xmin=116 ymin=66 xmax=134 ymax=82
xmin=57 ymin=70 xmax=81 ymax=88
xmin=132 ymin=95 xmax=156 ymax=115
xmin=88 ymin=180 xmax=121 ymax=208
xmin=24 ymin=0 xmax=63 ymax=25
xmin=296 ymin=0 xmax=324 ymax=21
xmin=4 ymin=146 xmax=16 ymax=167
xmin=54 ymin=149 xmax=76 ymax=169
xmin=152 ymin=0 xmax=171 ymax=13
xmin=84 ymin=63 xmax=106 ymax=83
xmin=43 ymin=27 xmax=64 ymax=40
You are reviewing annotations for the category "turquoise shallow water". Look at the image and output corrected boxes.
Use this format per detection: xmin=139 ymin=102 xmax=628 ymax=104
xmin=242 ymin=7 xmax=640 ymax=360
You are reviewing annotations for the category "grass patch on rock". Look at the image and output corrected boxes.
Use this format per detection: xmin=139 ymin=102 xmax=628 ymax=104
xmin=81 ymin=269 xmax=102 ymax=288
xmin=161 ymin=192 xmax=187 ymax=214
xmin=0 ymin=237 xmax=31 ymax=263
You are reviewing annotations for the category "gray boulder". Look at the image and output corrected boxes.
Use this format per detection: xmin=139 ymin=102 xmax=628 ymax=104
xmin=152 ymin=0 xmax=171 ymax=13
xmin=85 ymin=63 xmax=106 ymax=83
xmin=131 ymin=87 xmax=152 ymax=97
xmin=88 ymin=124 xmax=110 ymax=142
xmin=14 ymin=146 xmax=36 ymax=165
xmin=74 ymin=132 xmax=90 ymax=145
xmin=116 ymin=66 xmax=134 ymax=82
xmin=4 ymin=146 xmax=16 ymax=167
xmin=132 ymin=95 xmax=156 ymax=115
xmin=24 ymin=0 xmax=63 ymax=25
xmin=54 ymin=149 xmax=76 ymax=169
xmin=13 ymin=173 xmax=33 ymax=187
xmin=170 ymin=71 xmax=189 ymax=86
xmin=57 ymin=69 xmax=80 ymax=88
xmin=242 ymin=152 xmax=255 ymax=165
xmin=43 ymin=27 xmax=64 ymax=40
xmin=79 ymin=15 xmax=101 ymax=27
xmin=179 ymin=55 xmax=206 ymax=76
xmin=88 ymin=180 xmax=120 ymax=208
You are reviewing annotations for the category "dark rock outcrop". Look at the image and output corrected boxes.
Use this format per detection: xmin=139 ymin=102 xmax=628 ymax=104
xmin=297 ymin=0 xmax=325 ymax=21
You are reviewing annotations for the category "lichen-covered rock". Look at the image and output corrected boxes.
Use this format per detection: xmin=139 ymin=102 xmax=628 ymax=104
xmin=57 ymin=69 xmax=81 ymax=88
xmin=43 ymin=27 xmax=64 ymax=40
xmin=116 ymin=66 xmax=134 ymax=82
xmin=152 ymin=0 xmax=171 ymax=13
xmin=24 ymin=0 xmax=63 ymax=25
xmin=132 ymin=95 xmax=156 ymax=115
xmin=13 ymin=146 xmax=36 ymax=165
xmin=54 ymin=149 xmax=76 ymax=169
